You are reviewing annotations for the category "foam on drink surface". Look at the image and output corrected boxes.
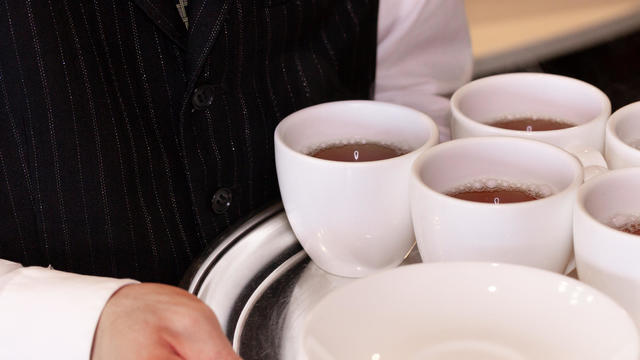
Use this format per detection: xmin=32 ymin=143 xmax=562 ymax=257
xmin=446 ymin=178 xmax=554 ymax=204
xmin=608 ymin=213 xmax=640 ymax=236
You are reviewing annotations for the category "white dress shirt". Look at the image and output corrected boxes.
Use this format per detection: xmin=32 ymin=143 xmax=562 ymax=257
xmin=0 ymin=1 xmax=471 ymax=358
xmin=376 ymin=0 xmax=473 ymax=141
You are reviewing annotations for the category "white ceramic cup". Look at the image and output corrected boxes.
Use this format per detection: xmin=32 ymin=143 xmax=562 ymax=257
xmin=606 ymin=101 xmax=640 ymax=169
xmin=450 ymin=73 xmax=611 ymax=178
xmin=303 ymin=262 xmax=639 ymax=360
xmin=574 ymin=167 xmax=640 ymax=331
xmin=410 ymin=137 xmax=583 ymax=273
xmin=275 ymin=100 xmax=439 ymax=278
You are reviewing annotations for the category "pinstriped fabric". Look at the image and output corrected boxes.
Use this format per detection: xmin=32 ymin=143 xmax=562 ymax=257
xmin=126 ymin=1 xmax=196 ymax=279
xmin=81 ymin=0 xmax=140 ymax=275
xmin=202 ymin=109 xmax=226 ymax=230
xmin=320 ymin=28 xmax=338 ymax=68
xmin=152 ymin=28 xmax=194 ymax=253
xmin=306 ymin=2 xmax=328 ymax=92
xmin=177 ymin=0 xmax=230 ymax=244
xmin=0 ymin=150 xmax=26 ymax=260
xmin=189 ymin=0 xmax=208 ymax=34
xmin=132 ymin=0 xmax=187 ymax=48
xmin=47 ymin=0 xmax=91 ymax=271
xmin=0 ymin=77 xmax=27 ymax=261
xmin=219 ymin=93 xmax=241 ymax=201
xmin=25 ymin=0 xmax=73 ymax=269
xmin=250 ymin=0 xmax=272 ymax=200
xmin=1 ymin=1 xmax=33 ymax=201
xmin=216 ymin=23 xmax=239 ymax=227
xmin=277 ymin=5 xmax=297 ymax=112
xmin=0 ymin=4 xmax=33 ymax=219
xmin=91 ymin=0 xmax=140 ymax=274
xmin=0 ymin=64 xmax=30 ymax=263
xmin=203 ymin=109 xmax=223 ymax=191
xmin=0 ymin=55 xmax=38 ymax=267
xmin=345 ymin=0 xmax=360 ymax=36
xmin=220 ymin=24 xmax=240 ymax=194
xmin=66 ymin=0 xmax=117 ymax=274
xmin=233 ymin=0 xmax=257 ymax=210
xmin=107 ymin=0 xmax=156 ymax=276
xmin=292 ymin=1 xmax=312 ymax=102
xmin=0 ymin=0 xmax=378 ymax=284
xmin=130 ymin=13 xmax=182 ymax=273
xmin=2 ymin=0 xmax=49 ymax=265
xmin=263 ymin=6 xmax=281 ymax=119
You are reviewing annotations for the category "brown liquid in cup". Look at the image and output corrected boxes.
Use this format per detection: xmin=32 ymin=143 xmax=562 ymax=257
xmin=309 ymin=142 xmax=407 ymax=162
xmin=447 ymin=186 xmax=546 ymax=204
xmin=488 ymin=117 xmax=575 ymax=131
xmin=614 ymin=222 xmax=640 ymax=236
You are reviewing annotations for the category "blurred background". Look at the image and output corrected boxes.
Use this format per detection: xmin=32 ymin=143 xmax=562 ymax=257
xmin=465 ymin=0 xmax=640 ymax=110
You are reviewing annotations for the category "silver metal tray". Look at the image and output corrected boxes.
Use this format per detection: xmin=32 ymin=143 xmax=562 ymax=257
xmin=182 ymin=203 xmax=422 ymax=359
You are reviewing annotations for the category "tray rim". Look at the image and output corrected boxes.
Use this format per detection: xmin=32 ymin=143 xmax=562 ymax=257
xmin=180 ymin=202 xmax=286 ymax=293
xmin=232 ymin=250 xmax=307 ymax=350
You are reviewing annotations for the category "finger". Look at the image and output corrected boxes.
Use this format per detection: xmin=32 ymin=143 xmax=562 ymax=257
xmin=170 ymin=308 xmax=239 ymax=360
xmin=142 ymin=349 xmax=183 ymax=360
xmin=173 ymin=327 xmax=239 ymax=360
xmin=110 ymin=331 xmax=186 ymax=360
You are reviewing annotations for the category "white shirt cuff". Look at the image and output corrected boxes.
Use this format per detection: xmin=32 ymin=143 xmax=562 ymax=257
xmin=0 ymin=266 xmax=137 ymax=359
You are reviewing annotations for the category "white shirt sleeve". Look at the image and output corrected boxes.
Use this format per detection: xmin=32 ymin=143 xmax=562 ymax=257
xmin=375 ymin=0 xmax=473 ymax=142
xmin=0 ymin=259 xmax=137 ymax=359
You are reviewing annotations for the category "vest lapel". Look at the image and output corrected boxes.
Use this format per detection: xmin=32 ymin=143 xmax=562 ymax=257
xmin=185 ymin=0 xmax=231 ymax=84
xmin=131 ymin=0 xmax=188 ymax=50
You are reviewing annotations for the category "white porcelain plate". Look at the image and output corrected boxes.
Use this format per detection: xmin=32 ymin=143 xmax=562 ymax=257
xmin=303 ymin=262 xmax=639 ymax=360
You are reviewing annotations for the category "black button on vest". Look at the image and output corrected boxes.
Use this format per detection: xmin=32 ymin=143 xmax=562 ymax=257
xmin=192 ymin=84 xmax=217 ymax=110
xmin=211 ymin=188 xmax=233 ymax=214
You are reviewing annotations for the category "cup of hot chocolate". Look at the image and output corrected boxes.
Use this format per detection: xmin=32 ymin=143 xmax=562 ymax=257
xmin=275 ymin=100 xmax=439 ymax=278
xmin=410 ymin=136 xmax=584 ymax=273
xmin=605 ymin=101 xmax=640 ymax=169
xmin=450 ymin=73 xmax=611 ymax=179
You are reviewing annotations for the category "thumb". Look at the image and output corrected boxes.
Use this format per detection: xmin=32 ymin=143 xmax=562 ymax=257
xmin=169 ymin=310 xmax=241 ymax=360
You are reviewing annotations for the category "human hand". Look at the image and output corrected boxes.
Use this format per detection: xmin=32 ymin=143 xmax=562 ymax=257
xmin=91 ymin=283 xmax=240 ymax=360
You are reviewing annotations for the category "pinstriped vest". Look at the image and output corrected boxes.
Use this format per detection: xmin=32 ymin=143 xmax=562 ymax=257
xmin=0 ymin=0 xmax=378 ymax=284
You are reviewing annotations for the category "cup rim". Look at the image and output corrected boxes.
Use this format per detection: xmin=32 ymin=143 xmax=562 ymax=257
xmin=607 ymin=101 xmax=640 ymax=155
xmin=450 ymin=72 xmax=612 ymax=136
xmin=576 ymin=167 xmax=640 ymax=244
xmin=274 ymin=100 xmax=440 ymax=168
xmin=411 ymin=136 xmax=584 ymax=208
